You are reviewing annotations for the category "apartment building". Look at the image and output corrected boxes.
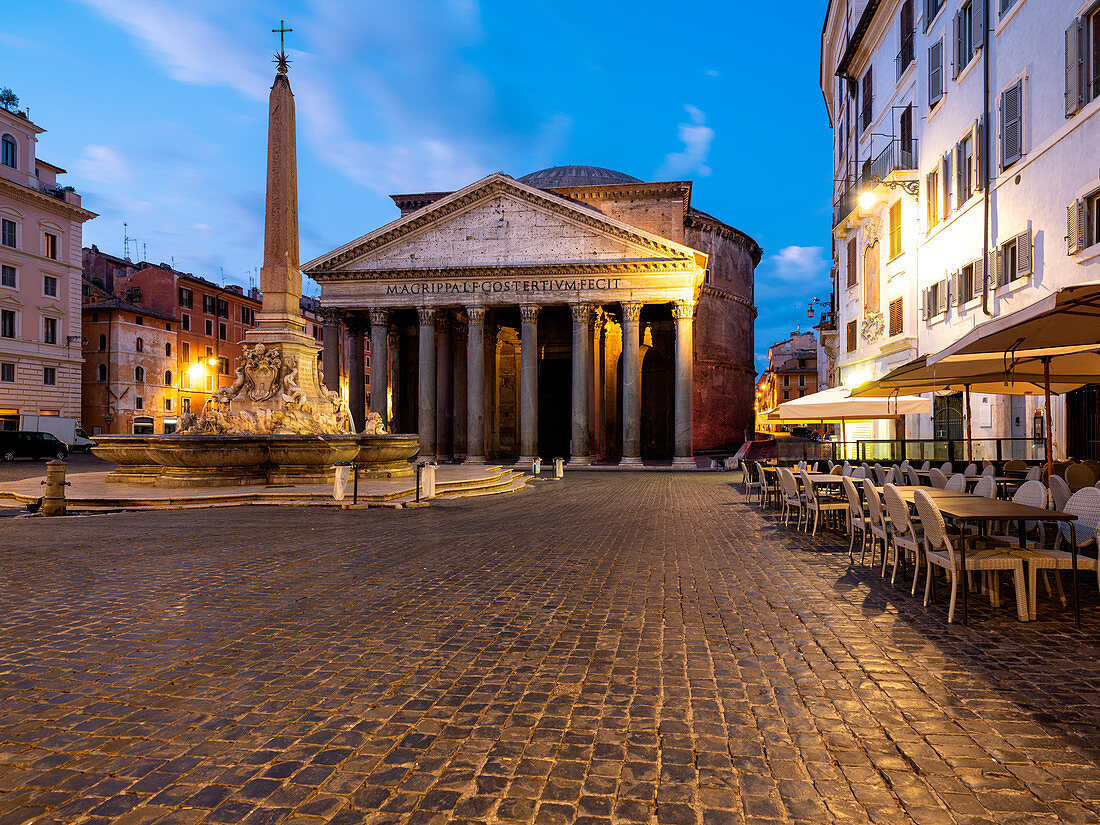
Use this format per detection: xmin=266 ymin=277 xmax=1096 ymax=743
xmin=0 ymin=102 xmax=96 ymax=429
xmin=822 ymin=0 xmax=1100 ymax=458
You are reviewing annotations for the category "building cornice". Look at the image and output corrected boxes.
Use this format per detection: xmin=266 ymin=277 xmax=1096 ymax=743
xmin=699 ymin=284 xmax=757 ymax=315
xmin=312 ymin=258 xmax=699 ymax=283
xmin=0 ymin=176 xmax=96 ymax=222
xmin=685 ymin=211 xmax=763 ymax=266
xmin=836 ymin=0 xmax=884 ymax=80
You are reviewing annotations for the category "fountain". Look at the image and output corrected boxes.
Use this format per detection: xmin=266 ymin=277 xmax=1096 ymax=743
xmin=93 ymin=30 xmax=419 ymax=486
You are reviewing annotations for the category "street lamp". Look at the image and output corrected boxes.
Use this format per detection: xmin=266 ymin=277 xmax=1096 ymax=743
xmin=807 ymin=298 xmax=830 ymax=319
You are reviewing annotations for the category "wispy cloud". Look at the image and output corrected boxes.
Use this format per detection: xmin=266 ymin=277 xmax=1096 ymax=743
xmin=75 ymin=144 xmax=132 ymax=185
xmin=657 ymin=105 xmax=714 ymax=179
xmin=763 ymin=245 xmax=826 ymax=283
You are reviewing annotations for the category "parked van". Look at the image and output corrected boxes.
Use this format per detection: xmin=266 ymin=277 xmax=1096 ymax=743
xmin=18 ymin=414 xmax=95 ymax=452
xmin=0 ymin=431 xmax=70 ymax=462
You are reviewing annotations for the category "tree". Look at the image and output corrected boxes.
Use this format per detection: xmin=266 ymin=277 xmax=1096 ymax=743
xmin=0 ymin=89 xmax=19 ymax=112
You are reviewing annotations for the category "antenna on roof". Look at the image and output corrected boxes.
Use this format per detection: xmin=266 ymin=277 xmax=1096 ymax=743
xmin=123 ymin=222 xmax=131 ymax=261
xmin=142 ymin=242 xmax=147 ymax=262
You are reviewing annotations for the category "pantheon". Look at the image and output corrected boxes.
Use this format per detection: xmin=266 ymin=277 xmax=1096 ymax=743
xmin=305 ymin=166 xmax=759 ymax=465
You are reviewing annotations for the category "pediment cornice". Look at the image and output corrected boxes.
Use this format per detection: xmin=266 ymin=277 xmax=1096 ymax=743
xmin=303 ymin=174 xmax=699 ymax=274
xmin=312 ymin=258 xmax=697 ymax=283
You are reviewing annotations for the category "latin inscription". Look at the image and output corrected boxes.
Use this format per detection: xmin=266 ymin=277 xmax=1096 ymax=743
xmin=385 ymin=278 xmax=624 ymax=296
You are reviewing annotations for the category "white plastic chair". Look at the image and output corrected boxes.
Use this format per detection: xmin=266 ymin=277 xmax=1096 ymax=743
xmin=945 ymin=473 xmax=967 ymax=492
xmin=929 ymin=469 xmax=948 ymax=489
xmin=884 ymin=483 xmax=924 ymax=592
xmin=842 ymin=476 xmax=869 ymax=561
xmin=972 ymin=475 xmax=996 ymax=498
xmin=802 ymin=468 xmax=846 ymax=536
xmin=1050 ymin=475 xmax=1071 ymax=512
xmin=778 ymin=468 xmax=805 ymax=530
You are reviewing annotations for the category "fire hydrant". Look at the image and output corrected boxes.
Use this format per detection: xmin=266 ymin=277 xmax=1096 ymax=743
xmin=41 ymin=459 xmax=69 ymax=517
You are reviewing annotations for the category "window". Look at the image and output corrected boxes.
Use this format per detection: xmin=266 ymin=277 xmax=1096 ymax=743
xmin=136 ymin=396 xmax=144 ymax=410
xmin=846 ymin=237 xmax=858 ymax=287
xmin=164 ymin=398 xmax=172 ymax=412
xmin=135 ymin=366 xmax=145 ymax=383
xmin=889 ymin=298 xmax=904 ymax=336
xmin=926 ymin=168 xmax=940 ymax=228
xmin=202 ymin=294 xmax=215 ymax=314
xmin=1 ymin=135 xmax=14 ymax=168
xmin=98 ymin=333 xmax=106 ymax=351
xmin=205 ymin=319 xmax=213 ymax=336
xmin=0 ymin=363 xmax=13 ymax=382
xmin=1065 ymin=8 xmax=1100 ymax=115
xmin=925 ymin=0 xmax=944 ymax=30
xmin=178 ymin=287 xmax=193 ymax=308
xmin=182 ymin=342 xmax=190 ymax=361
xmin=899 ymin=105 xmax=914 ymax=161
xmin=783 ymin=390 xmax=790 ymax=400
xmin=43 ymin=317 xmax=57 ymax=344
xmin=923 ymin=279 xmax=949 ymax=319
xmin=846 ymin=320 xmax=857 ymax=352
xmin=1 ymin=309 xmax=14 ymax=338
xmin=241 ymin=306 xmax=254 ymax=325
xmin=1088 ymin=191 xmax=1100 ymax=248
xmin=897 ymin=0 xmax=915 ymax=79
xmin=216 ymin=298 xmax=228 ymax=318
xmin=860 ymin=67 xmax=873 ymax=132
xmin=218 ymin=322 xmax=227 ymax=340
xmin=784 ymin=375 xmax=790 ymax=387
xmin=1 ymin=265 xmax=14 ymax=288
xmin=181 ymin=372 xmax=191 ymax=390
xmin=133 ymin=416 xmax=154 ymax=434
xmin=1000 ymin=80 xmax=1023 ymax=168
xmin=953 ymin=1 xmax=978 ymax=77
xmin=135 ymin=336 xmax=144 ymax=352
xmin=206 ymin=346 xmax=213 ymax=358
xmin=43 ymin=275 xmax=57 ymax=297
xmin=929 ymin=39 xmax=945 ymax=107
xmin=182 ymin=396 xmax=191 ymax=414
xmin=165 ymin=342 xmax=172 ymax=357
xmin=43 ymin=232 xmax=58 ymax=260
xmin=43 ymin=367 xmax=56 ymax=386
xmin=889 ymin=202 xmax=903 ymax=258
xmin=999 ymin=0 xmax=1018 ymax=17
xmin=135 ymin=316 xmax=143 ymax=326
xmin=182 ymin=314 xmax=190 ymax=331
xmin=956 ymin=132 xmax=974 ymax=205
xmin=955 ymin=261 xmax=979 ymax=304
xmin=164 ymin=370 xmax=173 ymax=386
xmin=97 ymin=363 xmax=107 ymax=381
xmin=997 ymin=229 xmax=1033 ymax=283
xmin=219 ymin=357 xmax=229 ymax=375
xmin=799 ymin=375 xmax=806 ymax=387
xmin=205 ymin=375 xmax=213 ymax=392
xmin=1 ymin=219 xmax=15 ymax=248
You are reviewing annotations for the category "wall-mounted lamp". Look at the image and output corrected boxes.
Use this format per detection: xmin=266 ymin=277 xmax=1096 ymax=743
xmin=807 ymin=298 xmax=830 ymax=319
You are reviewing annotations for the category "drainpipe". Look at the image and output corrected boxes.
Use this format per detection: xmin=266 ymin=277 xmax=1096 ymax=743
xmin=981 ymin=0 xmax=993 ymax=317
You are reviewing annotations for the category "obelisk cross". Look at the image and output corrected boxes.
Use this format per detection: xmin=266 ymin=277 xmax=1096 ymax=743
xmin=273 ymin=20 xmax=292 ymax=73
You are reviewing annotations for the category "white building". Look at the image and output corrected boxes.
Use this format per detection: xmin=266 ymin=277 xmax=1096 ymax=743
xmin=822 ymin=0 xmax=1100 ymax=459
xmin=0 ymin=101 xmax=96 ymax=429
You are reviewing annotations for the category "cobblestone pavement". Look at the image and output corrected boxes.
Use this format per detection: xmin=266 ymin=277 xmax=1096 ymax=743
xmin=1 ymin=474 xmax=1100 ymax=825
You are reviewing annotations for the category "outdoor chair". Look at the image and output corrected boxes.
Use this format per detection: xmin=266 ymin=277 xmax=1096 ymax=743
xmin=797 ymin=460 xmax=808 ymax=471
xmin=873 ymin=465 xmax=887 ymax=486
xmin=964 ymin=463 xmax=979 ymax=477
xmin=973 ymin=479 xmax=1049 ymax=556
xmin=940 ymin=462 xmax=953 ymax=474
xmin=907 ymin=467 xmax=922 ymax=486
xmin=921 ymin=461 xmax=931 ymax=471
xmin=884 ymin=483 xmax=924 ymax=592
xmin=1026 ymin=466 xmax=1043 ymax=481
xmin=1067 ymin=463 xmax=1098 ymax=491
xmin=972 ymin=475 xmax=996 ymax=498
xmin=801 ymin=468 xmax=846 ymax=536
xmin=778 ymin=468 xmax=806 ymax=530
xmin=1050 ymin=475 xmax=1071 ymax=512
xmin=1006 ymin=487 xmax=1100 ymax=619
xmin=886 ymin=467 xmax=903 ymax=485
xmin=743 ymin=460 xmax=762 ymax=501
xmin=851 ymin=467 xmax=867 ymax=479
xmin=929 ymin=468 xmax=948 ymax=489
xmin=843 ymin=461 xmax=852 ymax=476
xmin=901 ymin=459 xmax=911 ymax=469
xmin=830 ymin=465 xmax=843 ymax=476
xmin=842 ymin=476 xmax=869 ymax=562
xmin=945 ymin=473 xmax=967 ymax=492
xmin=862 ymin=478 xmax=892 ymax=572
xmin=913 ymin=489 xmax=1030 ymax=623
xmin=982 ymin=463 xmax=996 ymax=476
xmin=1004 ymin=459 xmax=1027 ymax=475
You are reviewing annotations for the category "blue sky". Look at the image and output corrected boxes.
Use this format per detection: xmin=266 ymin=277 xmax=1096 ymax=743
xmin=1 ymin=0 xmax=834 ymax=370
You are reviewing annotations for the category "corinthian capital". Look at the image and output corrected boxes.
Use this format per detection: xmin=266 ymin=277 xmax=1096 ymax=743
xmin=417 ymin=306 xmax=435 ymax=325
xmin=672 ymin=301 xmax=695 ymax=320
xmin=621 ymin=301 xmax=642 ymax=322
xmin=519 ymin=304 xmax=540 ymax=323
xmin=466 ymin=306 xmax=486 ymax=325
xmin=368 ymin=308 xmax=389 ymax=327
xmin=569 ymin=303 xmax=593 ymax=324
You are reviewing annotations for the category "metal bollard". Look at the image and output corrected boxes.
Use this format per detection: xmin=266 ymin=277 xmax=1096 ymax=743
xmin=531 ymin=457 xmax=541 ymax=475
xmin=553 ymin=457 xmax=564 ymax=479
xmin=41 ymin=459 xmax=69 ymax=517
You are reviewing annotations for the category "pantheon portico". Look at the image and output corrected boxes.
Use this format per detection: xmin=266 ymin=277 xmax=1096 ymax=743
xmin=305 ymin=168 xmax=760 ymax=465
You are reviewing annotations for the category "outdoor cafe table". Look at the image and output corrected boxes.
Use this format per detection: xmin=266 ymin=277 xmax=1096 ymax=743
xmin=884 ymin=486 xmax=1080 ymax=627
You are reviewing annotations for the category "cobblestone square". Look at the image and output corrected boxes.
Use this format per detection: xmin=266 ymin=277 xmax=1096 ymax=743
xmin=1 ymin=474 xmax=1099 ymax=824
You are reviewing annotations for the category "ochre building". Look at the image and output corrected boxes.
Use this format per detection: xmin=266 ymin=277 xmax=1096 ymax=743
xmin=305 ymin=167 xmax=759 ymax=464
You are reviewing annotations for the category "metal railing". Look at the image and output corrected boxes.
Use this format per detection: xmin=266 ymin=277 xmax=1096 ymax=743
xmin=763 ymin=437 xmax=1048 ymax=464
xmin=896 ymin=33 xmax=915 ymax=80
xmin=868 ymin=138 xmax=917 ymax=183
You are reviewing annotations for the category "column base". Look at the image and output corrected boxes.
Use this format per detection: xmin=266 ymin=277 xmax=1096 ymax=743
xmin=672 ymin=456 xmax=697 ymax=469
xmin=569 ymin=455 xmax=594 ymax=466
xmin=464 ymin=455 xmax=487 ymax=465
xmin=418 ymin=454 xmax=436 ymax=463
xmin=618 ymin=456 xmax=644 ymax=467
xmin=516 ymin=456 xmax=539 ymax=467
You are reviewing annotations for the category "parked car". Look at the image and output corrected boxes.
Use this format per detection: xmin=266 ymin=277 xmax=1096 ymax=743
xmin=0 ymin=431 xmax=70 ymax=461
xmin=788 ymin=426 xmax=822 ymax=442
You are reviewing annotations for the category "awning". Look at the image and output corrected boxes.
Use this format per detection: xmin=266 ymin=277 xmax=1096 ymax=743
xmin=775 ymin=386 xmax=930 ymax=421
xmin=850 ymin=355 xmax=1093 ymax=397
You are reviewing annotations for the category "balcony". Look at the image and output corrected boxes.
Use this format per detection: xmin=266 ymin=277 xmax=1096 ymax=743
xmin=895 ymin=33 xmax=915 ymax=81
xmin=832 ymin=139 xmax=917 ymax=229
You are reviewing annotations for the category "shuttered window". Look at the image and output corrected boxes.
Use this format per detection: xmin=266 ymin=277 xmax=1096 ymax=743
xmin=1068 ymin=199 xmax=1087 ymax=254
xmin=889 ymin=297 xmax=904 ymax=337
xmin=929 ymin=39 xmax=945 ymax=107
xmin=1064 ymin=10 xmax=1100 ymax=116
xmin=861 ymin=67 xmax=874 ymax=132
xmin=925 ymin=0 xmax=944 ymax=30
xmin=846 ymin=237 xmax=858 ymax=287
xmin=926 ymin=169 xmax=940 ymax=228
xmin=1001 ymin=80 xmax=1023 ymax=168
xmin=889 ymin=202 xmax=903 ymax=258
xmin=847 ymin=321 xmax=857 ymax=352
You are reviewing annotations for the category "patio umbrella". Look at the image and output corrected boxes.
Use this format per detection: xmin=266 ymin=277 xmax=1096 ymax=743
xmin=776 ymin=386 xmax=930 ymax=456
xmin=927 ymin=281 xmax=1100 ymax=479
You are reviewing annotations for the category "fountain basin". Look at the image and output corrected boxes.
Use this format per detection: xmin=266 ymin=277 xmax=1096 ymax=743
xmin=93 ymin=433 xmax=420 ymax=487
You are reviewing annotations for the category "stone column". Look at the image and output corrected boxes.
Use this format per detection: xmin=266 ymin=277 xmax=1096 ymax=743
xmin=321 ymin=309 xmax=341 ymax=393
xmin=465 ymin=306 xmax=486 ymax=464
xmin=518 ymin=304 xmax=539 ymax=464
xmin=418 ymin=307 xmax=436 ymax=459
xmin=673 ymin=301 xmax=695 ymax=467
xmin=347 ymin=319 xmax=366 ymax=432
xmin=435 ymin=314 xmax=453 ymax=460
xmin=620 ymin=301 xmax=643 ymax=466
xmin=570 ymin=303 xmax=593 ymax=465
xmin=487 ymin=326 xmax=501 ymax=457
xmin=368 ymin=309 xmax=389 ymax=423
xmin=453 ymin=325 xmax=468 ymax=459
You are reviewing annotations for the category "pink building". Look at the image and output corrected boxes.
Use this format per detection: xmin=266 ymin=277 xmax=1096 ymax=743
xmin=0 ymin=102 xmax=96 ymax=429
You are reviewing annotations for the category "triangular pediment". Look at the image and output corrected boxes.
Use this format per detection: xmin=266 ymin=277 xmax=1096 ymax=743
xmin=304 ymin=174 xmax=701 ymax=276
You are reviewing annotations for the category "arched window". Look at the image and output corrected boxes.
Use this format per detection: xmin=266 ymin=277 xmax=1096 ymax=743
xmin=135 ymin=366 xmax=145 ymax=383
xmin=98 ymin=334 xmax=106 ymax=351
xmin=165 ymin=342 xmax=172 ymax=357
xmin=97 ymin=364 xmax=107 ymax=381
xmin=135 ymin=336 xmax=143 ymax=352
xmin=1 ymin=135 xmax=15 ymax=169
xmin=164 ymin=370 xmax=172 ymax=386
